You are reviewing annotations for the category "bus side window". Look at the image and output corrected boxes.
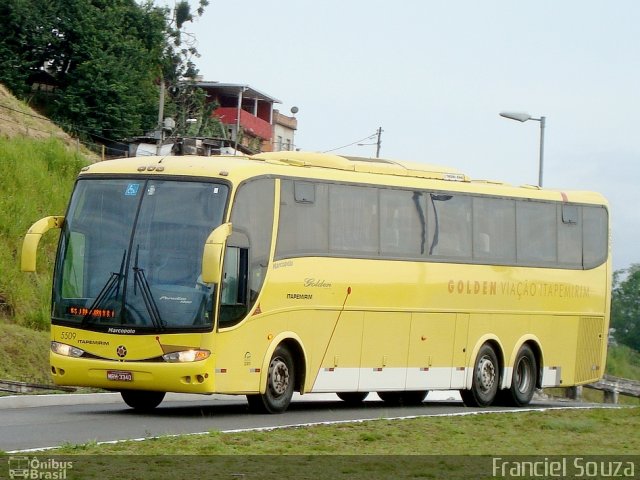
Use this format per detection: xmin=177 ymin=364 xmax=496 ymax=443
xmin=219 ymin=246 xmax=249 ymax=327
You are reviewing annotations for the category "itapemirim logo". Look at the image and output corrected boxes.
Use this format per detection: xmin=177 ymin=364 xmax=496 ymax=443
xmin=7 ymin=456 xmax=72 ymax=479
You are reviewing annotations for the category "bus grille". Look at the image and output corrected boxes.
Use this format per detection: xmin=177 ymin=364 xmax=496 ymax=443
xmin=575 ymin=316 xmax=604 ymax=384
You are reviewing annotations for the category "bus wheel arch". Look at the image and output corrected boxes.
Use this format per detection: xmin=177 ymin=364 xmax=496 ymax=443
xmin=526 ymin=340 xmax=544 ymax=390
xmin=461 ymin=339 xmax=503 ymax=407
xmin=505 ymin=337 xmax=543 ymax=390
xmin=248 ymin=334 xmax=307 ymax=414
xmin=279 ymin=337 xmax=306 ymax=393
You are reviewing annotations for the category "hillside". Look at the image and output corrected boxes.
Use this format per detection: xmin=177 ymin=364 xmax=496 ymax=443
xmin=0 ymin=84 xmax=91 ymax=328
xmin=0 ymin=83 xmax=95 ymax=384
xmin=0 ymin=84 xmax=71 ymax=144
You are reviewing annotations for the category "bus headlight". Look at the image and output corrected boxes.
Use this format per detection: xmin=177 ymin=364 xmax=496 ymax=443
xmin=51 ymin=341 xmax=85 ymax=358
xmin=162 ymin=349 xmax=210 ymax=363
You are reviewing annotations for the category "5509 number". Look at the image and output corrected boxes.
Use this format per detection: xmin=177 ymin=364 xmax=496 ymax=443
xmin=60 ymin=331 xmax=76 ymax=340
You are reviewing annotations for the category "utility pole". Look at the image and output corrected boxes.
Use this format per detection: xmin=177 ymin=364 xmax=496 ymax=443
xmin=375 ymin=126 xmax=383 ymax=158
xmin=156 ymin=78 xmax=165 ymax=155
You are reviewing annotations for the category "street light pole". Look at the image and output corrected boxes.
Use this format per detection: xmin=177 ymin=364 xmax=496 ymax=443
xmin=537 ymin=116 xmax=546 ymax=188
xmin=499 ymin=111 xmax=547 ymax=187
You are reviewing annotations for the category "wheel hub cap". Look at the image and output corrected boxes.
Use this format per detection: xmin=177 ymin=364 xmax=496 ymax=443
xmin=477 ymin=356 xmax=496 ymax=392
xmin=269 ymin=357 xmax=289 ymax=396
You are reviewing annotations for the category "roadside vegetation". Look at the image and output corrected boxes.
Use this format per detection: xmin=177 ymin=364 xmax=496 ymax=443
xmin=1 ymin=1 xmax=213 ymax=145
xmin=607 ymin=344 xmax=640 ymax=380
xmin=0 ymin=136 xmax=86 ymax=330
xmin=2 ymin=408 xmax=636 ymax=478
xmin=40 ymin=407 xmax=640 ymax=456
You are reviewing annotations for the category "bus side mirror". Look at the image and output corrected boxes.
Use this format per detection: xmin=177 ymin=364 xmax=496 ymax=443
xmin=201 ymin=222 xmax=232 ymax=283
xmin=21 ymin=216 xmax=65 ymax=272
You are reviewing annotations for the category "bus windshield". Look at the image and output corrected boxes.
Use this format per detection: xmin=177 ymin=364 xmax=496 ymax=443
xmin=53 ymin=178 xmax=229 ymax=332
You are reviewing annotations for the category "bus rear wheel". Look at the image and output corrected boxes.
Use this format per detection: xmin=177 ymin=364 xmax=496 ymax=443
xmin=499 ymin=344 xmax=537 ymax=407
xmin=120 ymin=390 xmax=165 ymax=411
xmin=337 ymin=392 xmax=369 ymax=404
xmin=460 ymin=343 xmax=500 ymax=407
xmin=377 ymin=390 xmax=428 ymax=405
xmin=247 ymin=345 xmax=295 ymax=414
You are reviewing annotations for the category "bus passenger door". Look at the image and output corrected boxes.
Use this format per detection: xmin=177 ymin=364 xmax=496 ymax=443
xmin=406 ymin=313 xmax=457 ymax=390
xmin=359 ymin=312 xmax=411 ymax=391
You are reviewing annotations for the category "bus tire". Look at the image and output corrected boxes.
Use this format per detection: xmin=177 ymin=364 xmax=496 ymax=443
xmin=120 ymin=390 xmax=165 ymax=411
xmin=336 ymin=392 xmax=369 ymax=404
xmin=460 ymin=343 xmax=499 ymax=407
xmin=377 ymin=390 xmax=428 ymax=405
xmin=499 ymin=344 xmax=537 ymax=407
xmin=247 ymin=345 xmax=295 ymax=414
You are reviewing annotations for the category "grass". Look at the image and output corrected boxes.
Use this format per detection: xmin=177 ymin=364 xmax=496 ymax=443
xmin=0 ymin=323 xmax=49 ymax=383
xmin=6 ymin=407 xmax=635 ymax=479
xmin=48 ymin=407 xmax=639 ymax=456
xmin=0 ymin=136 xmax=87 ymax=329
xmin=607 ymin=344 xmax=640 ymax=379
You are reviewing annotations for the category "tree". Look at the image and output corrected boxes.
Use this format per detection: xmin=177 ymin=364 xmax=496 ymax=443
xmin=160 ymin=0 xmax=216 ymax=138
xmin=0 ymin=0 xmax=60 ymax=95
xmin=611 ymin=264 xmax=640 ymax=351
xmin=0 ymin=0 xmax=209 ymax=141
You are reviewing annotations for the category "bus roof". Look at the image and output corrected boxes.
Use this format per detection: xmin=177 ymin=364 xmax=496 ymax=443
xmin=253 ymin=151 xmax=470 ymax=182
xmin=78 ymin=152 xmax=607 ymax=206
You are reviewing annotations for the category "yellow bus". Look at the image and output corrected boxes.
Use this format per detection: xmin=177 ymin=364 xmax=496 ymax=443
xmin=22 ymin=151 xmax=611 ymax=412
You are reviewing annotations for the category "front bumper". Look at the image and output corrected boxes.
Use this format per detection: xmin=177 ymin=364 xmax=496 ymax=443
xmin=50 ymin=352 xmax=216 ymax=393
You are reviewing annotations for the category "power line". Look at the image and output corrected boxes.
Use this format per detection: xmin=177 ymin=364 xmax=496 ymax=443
xmin=0 ymin=102 xmax=53 ymax=123
xmin=322 ymin=132 xmax=378 ymax=154
xmin=0 ymin=100 xmax=132 ymax=149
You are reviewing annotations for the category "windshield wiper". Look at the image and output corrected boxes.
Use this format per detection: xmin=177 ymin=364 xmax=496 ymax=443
xmin=133 ymin=245 xmax=165 ymax=331
xmin=82 ymin=250 xmax=126 ymax=325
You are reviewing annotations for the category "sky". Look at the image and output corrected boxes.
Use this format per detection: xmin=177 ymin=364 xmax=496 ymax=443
xmin=183 ymin=0 xmax=640 ymax=272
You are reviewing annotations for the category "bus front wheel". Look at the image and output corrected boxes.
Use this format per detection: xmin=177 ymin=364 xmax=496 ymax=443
xmin=460 ymin=343 xmax=500 ymax=407
xmin=120 ymin=390 xmax=165 ymax=411
xmin=247 ymin=345 xmax=295 ymax=414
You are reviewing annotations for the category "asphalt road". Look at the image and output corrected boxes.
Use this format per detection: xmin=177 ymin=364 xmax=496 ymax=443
xmin=0 ymin=391 xmax=590 ymax=452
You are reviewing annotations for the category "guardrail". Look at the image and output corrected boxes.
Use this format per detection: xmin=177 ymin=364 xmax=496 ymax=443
xmin=0 ymin=379 xmax=76 ymax=394
xmin=564 ymin=375 xmax=640 ymax=404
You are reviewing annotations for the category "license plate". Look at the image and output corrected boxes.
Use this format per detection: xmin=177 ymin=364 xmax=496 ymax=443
xmin=107 ymin=370 xmax=133 ymax=382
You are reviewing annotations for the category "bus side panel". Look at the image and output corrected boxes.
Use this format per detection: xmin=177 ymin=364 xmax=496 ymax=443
xmin=310 ymin=311 xmax=364 ymax=392
xmin=358 ymin=312 xmax=411 ymax=391
xmin=406 ymin=313 xmax=456 ymax=390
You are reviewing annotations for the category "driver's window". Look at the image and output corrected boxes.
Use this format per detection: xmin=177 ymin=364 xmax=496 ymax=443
xmin=219 ymin=246 xmax=249 ymax=327
xmin=221 ymin=247 xmax=247 ymax=305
